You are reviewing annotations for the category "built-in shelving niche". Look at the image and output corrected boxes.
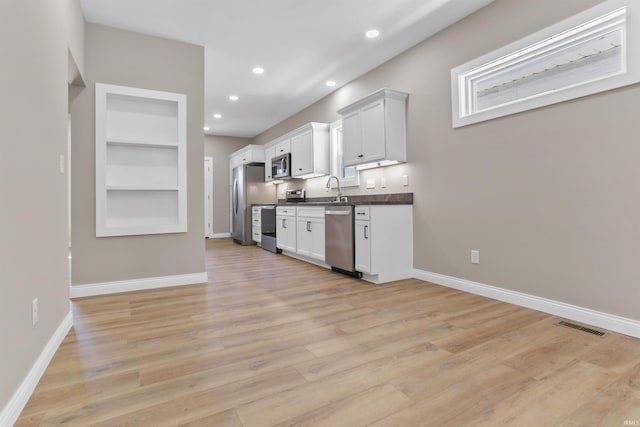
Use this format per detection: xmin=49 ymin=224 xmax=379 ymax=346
xmin=451 ymin=0 xmax=640 ymax=128
xmin=96 ymin=83 xmax=187 ymax=237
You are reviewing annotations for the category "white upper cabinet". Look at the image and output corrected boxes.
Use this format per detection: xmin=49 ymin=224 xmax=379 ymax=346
xmin=275 ymin=138 xmax=291 ymax=155
xmin=290 ymin=122 xmax=329 ymax=178
xmin=229 ymin=144 xmax=265 ymax=170
xmin=337 ymin=88 xmax=408 ymax=169
xmin=95 ymin=83 xmax=187 ymax=237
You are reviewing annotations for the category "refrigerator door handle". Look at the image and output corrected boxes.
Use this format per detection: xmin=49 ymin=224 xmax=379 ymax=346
xmin=233 ymin=178 xmax=238 ymax=215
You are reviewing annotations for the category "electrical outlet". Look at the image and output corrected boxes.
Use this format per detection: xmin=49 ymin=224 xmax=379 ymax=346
xmin=402 ymin=175 xmax=409 ymax=186
xmin=366 ymin=179 xmax=375 ymax=189
xmin=380 ymin=177 xmax=387 ymax=188
xmin=32 ymin=298 xmax=38 ymax=326
xmin=471 ymin=250 xmax=480 ymax=264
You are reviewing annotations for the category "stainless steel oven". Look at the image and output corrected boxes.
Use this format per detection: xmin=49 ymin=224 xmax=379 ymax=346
xmin=260 ymin=205 xmax=280 ymax=253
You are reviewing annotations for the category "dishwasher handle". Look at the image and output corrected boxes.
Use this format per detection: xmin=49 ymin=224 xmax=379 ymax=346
xmin=325 ymin=210 xmax=351 ymax=216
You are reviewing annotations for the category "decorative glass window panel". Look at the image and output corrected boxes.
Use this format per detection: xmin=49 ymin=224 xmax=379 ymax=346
xmin=451 ymin=0 xmax=640 ymax=128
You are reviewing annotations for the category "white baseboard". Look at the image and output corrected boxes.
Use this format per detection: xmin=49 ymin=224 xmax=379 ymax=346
xmin=413 ymin=269 xmax=640 ymax=339
xmin=70 ymin=272 xmax=208 ymax=298
xmin=0 ymin=311 xmax=72 ymax=427
xmin=211 ymin=233 xmax=231 ymax=239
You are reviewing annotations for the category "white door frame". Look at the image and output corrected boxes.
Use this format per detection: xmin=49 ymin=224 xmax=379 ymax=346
xmin=204 ymin=157 xmax=214 ymax=238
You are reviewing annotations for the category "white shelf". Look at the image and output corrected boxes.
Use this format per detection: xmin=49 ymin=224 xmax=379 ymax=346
xmin=106 ymin=186 xmax=180 ymax=191
xmin=96 ymin=83 xmax=187 ymax=237
xmin=106 ymin=138 xmax=178 ymax=148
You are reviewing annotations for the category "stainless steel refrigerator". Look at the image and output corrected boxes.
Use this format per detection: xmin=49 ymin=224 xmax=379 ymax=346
xmin=231 ymin=163 xmax=276 ymax=245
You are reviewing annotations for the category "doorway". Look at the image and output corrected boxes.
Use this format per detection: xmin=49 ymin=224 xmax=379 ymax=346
xmin=204 ymin=157 xmax=213 ymax=238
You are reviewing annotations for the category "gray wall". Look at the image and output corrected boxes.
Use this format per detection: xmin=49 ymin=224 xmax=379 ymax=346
xmin=204 ymin=135 xmax=252 ymax=234
xmin=0 ymin=0 xmax=85 ymax=412
xmin=254 ymin=0 xmax=640 ymax=321
xmin=71 ymin=24 xmax=206 ymax=285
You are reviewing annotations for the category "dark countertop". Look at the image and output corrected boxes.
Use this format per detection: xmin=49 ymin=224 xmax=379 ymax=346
xmin=276 ymin=192 xmax=413 ymax=206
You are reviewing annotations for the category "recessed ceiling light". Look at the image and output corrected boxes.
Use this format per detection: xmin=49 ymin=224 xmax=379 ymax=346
xmin=229 ymin=95 xmax=239 ymax=101
xmin=203 ymin=126 xmax=210 ymax=131
xmin=252 ymin=67 xmax=264 ymax=75
xmin=365 ymin=29 xmax=380 ymax=39
xmin=213 ymin=113 xmax=222 ymax=119
xmin=325 ymin=80 xmax=336 ymax=87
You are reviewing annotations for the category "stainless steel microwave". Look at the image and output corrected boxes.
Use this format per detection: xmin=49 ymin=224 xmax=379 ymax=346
xmin=271 ymin=153 xmax=291 ymax=179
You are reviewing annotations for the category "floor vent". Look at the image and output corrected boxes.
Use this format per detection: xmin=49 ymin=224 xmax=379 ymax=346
xmin=557 ymin=320 xmax=605 ymax=336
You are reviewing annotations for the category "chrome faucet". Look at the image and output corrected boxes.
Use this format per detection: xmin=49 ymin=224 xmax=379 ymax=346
xmin=326 ymin=175 xmax=342 ymax=202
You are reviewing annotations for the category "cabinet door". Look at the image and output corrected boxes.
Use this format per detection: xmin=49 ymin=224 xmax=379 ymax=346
xmin=265 ymin=145 xmax=276 ymax=182
xmin=360 ymin=99 xmax=386 ymax=163
xmin=296 ymin=217 xmax=325 ymax=261
xmin=341 ymin=110 xmax=362 ymax=167
xmin=309 ymin=218 xmax=325 ymax=261
xmin=275 ymin=139 xmax=291 ymax=155
xmin=355 ymin=220 xmax=372 ymax=273
xmin=296 ymin=217 xmax=313 ymax=257
xmin=276 ymin=216 xmax=296 ymax=252
xmin=291 ymin=130 xmax=313 ymax=177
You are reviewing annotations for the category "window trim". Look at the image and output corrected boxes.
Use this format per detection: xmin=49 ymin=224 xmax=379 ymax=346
xmin=328 ymin=120 xmax=359 ymax=188
xmin=451 ymin=0 xmax=640 ymax=128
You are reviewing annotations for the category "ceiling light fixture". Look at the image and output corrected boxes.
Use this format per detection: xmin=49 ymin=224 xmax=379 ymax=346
xmin=203 ymin=126 xmax=210 ymax=131
xmin=229 ymin=95 xmax=239 ymax=101
xmin=325 ymin=80 xmax=336 ymax=87
xmin=365 ymin=29 xmax=380 ymax=39
xmin=252 ymin=67 xmax=264 ymax=75
xmin=213 ymin=113 xmax=222 ymax=119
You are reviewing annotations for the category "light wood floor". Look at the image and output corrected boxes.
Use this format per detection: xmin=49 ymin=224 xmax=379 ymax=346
xmin=16 ymin=238 xmax=640 ymax=426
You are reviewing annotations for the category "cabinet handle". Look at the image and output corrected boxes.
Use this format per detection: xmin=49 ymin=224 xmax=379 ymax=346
xmin=357 ymin=212 xmax=365 ymax=216
xmin=364 ymin=225 xmax=369 ymax=239
xmin=298 ymin=168 xmax=303 ymax=171
xmin=358 ymin=154 xmax=364 ymax=158
xmin=307 ymin=221 xmax=311 ymax=232
xmin=282 ymin=219 xmax=286 ymax=229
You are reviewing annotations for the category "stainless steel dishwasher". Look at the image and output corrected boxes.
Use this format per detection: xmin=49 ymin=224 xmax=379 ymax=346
xmin=325 ymin=206 xmax=362 ymax=278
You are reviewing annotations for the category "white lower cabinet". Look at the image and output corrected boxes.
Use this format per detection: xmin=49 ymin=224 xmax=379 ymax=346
xmin=252 ymin=206 xmax=262 ymax=243
xmin=354 ymin=205 xmax=412 ymax=284
xmin=276 ymin=207 xmax=296 ymax=252
xmin=355 ymin=219 xmax=371 ymax=273
xmin=296 ymin=207 xmax=325 ymax=262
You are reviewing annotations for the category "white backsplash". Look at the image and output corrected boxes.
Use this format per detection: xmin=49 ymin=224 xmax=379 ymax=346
xmin=276 ymin=162 xmax=413 ymax=199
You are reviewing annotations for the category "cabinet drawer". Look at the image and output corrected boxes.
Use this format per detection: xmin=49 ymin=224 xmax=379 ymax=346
xmin=355 ymin=206 xmax=370 ymax=220
xmin=297 ymin=207 xmax=325 ymax=219
xmin=276 ymin=207 xmax=296 ymax=217
xmin=252 ymin=227 xmax=262 ymax=242
xmin=252 ymin=216 xmax=261 ymax=226
xmin=251 ymin=206 xmax=262 ymax=215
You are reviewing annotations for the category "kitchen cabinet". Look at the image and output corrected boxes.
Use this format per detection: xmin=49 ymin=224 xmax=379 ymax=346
xmin=295 ymin=207 xmax=325 ymax=261
xmin=95 ymin=83 xmax=187 ymax=237
xmin=275 ymin=138 xmax=291 ymax=155
xmin=290 ymin=122 xmax=329 ymax=178
xmin=229 ymin=144 xmax=266 ymax=188
xmin=354 ymin=205 xmax=412 ymax=284
xmin=338 ymin=88 xmax=408 ymax=169
xmin=251 ymin=206 xmax=262 ymax=243
xmin=264 ymin=144 xmax=276 ymax=182
xmin=354 ymin=214 xmax=372 ymax=274
xmin=276 ymin=206 xmax=296 ymax=252
xmin=229 ymin=145 xmax=265 ymax=170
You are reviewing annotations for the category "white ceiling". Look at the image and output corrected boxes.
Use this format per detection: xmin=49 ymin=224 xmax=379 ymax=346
xmin=80 ymin=0 xmax=493 ymax=138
